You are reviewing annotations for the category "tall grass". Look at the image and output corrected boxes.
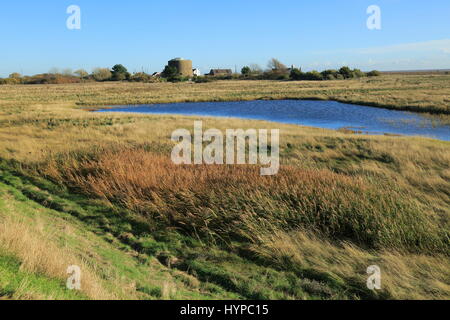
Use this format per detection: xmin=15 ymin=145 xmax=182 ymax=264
xmin=0 ymin=202 xmax=116 ymax=299
xmin=44 ymin=149 xmax=449 ymax=254
xmin=0 ymin=75 xmax=449 ymax=299
xmin=251 ymin=230 xmax=450 ymax=300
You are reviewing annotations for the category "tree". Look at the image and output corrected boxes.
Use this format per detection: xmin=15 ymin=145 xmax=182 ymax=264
xmin=266 ymin=58 xmax=289 ymax=80
xmin=62 ymin=68 xmax=73 ymax=76
xmin=267 ymin=58 xmax=288 ymax=71
xmin=112 ymin=64 xmax=128 ymax=74
xmin=162 ymin=65 xmax=179 ymax=80
xmin=241 ymin=66 xmax=251 ymax=76
xmin=9 ymin=72 xmax=22 ymax=79
xmin=290 ymin=68 xmax=304 ymax=80
xmin=74 ymin=69 xmax=89 ymax=79
xmin=249 ymin=64 xmax=263 ymax=74
xmin=92 ymin=68 xmax=112 ymax=81
xmin=339 ymin=66 xmax=353 ymax=79
xmin=111 ymin=64 xmax=130 ymax=81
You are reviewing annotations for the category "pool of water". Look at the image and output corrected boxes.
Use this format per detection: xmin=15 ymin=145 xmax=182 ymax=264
xmin=97 ymin=100 xmax=450 ymax=141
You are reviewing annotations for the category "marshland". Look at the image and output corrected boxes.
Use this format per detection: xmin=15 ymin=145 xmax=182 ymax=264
xmin=0 ymin=74 xmax=449 ymax=300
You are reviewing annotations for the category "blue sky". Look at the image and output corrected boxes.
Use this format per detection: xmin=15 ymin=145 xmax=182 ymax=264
xmin=0 ymin=0 xmax=449 ymax=77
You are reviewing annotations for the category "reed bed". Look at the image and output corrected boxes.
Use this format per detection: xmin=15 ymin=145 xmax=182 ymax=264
xmin=44 ymin=149 xmax=449 ymax=255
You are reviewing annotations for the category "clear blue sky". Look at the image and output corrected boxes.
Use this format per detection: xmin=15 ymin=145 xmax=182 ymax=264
xmin=1 ymin=0 xmax=449 ymax=76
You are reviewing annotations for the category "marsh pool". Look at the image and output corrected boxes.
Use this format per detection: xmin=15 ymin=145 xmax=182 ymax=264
xmin=97 ymin=100 xmax=450 ymax=141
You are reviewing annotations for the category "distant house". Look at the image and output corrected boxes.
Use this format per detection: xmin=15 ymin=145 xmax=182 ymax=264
xmin=209 ymin=69 xmax=233 ymax=76
xmin=193 ymin=69 xmax=201 ymax=77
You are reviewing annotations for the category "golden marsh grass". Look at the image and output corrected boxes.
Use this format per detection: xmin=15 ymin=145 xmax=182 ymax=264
xmin=0 ymin=75 xmax=449 ymax=299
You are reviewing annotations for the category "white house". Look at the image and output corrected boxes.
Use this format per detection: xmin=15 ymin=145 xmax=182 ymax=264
xmin=193 ymin=69 xmax=201 ymax=77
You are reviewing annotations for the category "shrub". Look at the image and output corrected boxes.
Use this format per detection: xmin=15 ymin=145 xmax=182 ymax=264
xmin=92 ymin=68 xmax=112 ymax=81
xmin=166 ymin=75 xmax=189 ymax=83
xmin=162 ymin=65 xmax=178 ymax=81
xmin=366 ymin=70 xmax=381 ymax=77
xmin=62 ymin=69 xmax=74 ymax=76
xmin=208 ymin=74 xmax=234 ymax=81
xmin=22 ymin=74 xmax=81 ymax=84
xmin=276 ymin=74 xmax=290 ymax=80
xmin=241 ymin=66 xmax=251 ymax=76
xmin=267 ymin=58 xmax=288 ymax=72
xmin=112 ymin=72 xmax=127 ymax=81
xmin=74 ymin=69 xmax=89 ymax=79
xmin=130 ymin=72 xmax=153 ymax=83
xmin=321 ymin=69 xmax=339 ymax=80
xmin=263 ymin=71 xmax=289 ymax=80
xmin=265 ymin=58 xmax=290 ymax=80
xmin=290 ymin=68 xmax=304 ymax=80
xmin=339 ymin=66 xmax=353 ymax=79
xmin=195 ymin=76 xmax=214 ymax=83
xmin=9 ymin=72 xmax=22 ymax=79
xmin=111 ymin=64 xmax=130 ymax=81
xmin=304 ymin=71 xmax=323 ymax=81
xmin=0 ymin=78 xmax=20 ymax=85
xmin=352 ymin=68 xmax=366 ymax=78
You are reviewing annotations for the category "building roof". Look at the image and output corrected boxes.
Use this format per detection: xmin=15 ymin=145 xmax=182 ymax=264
xmin=210 ymin=69 xmax=233 ymax=74
xmin=170 ymin=57 xmax=192 ymax=62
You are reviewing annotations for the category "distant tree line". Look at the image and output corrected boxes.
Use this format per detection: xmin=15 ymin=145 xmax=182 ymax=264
xmin=240 ymin=58 xmax=381 ymax=81
xmin=0 ymin=64 xmax=161 ymax=85
xmin=1 ymin=60 xmax=381 ymax=85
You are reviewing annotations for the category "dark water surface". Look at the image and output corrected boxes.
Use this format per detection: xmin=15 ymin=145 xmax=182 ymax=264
xmin=97 ymin=100 xmax=450 ymax=141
